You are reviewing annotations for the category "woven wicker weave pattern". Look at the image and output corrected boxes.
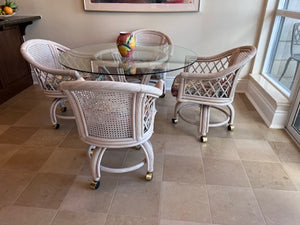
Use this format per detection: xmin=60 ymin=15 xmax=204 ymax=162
xmin=171 ymin=45 xmax=256 ymax=142
xmin=60 ymin=80 xmax=163 ymax=188
xmin=72 ymin=90 xmax=134 ymax=139
xmin=180 ymin=47 xmax=255 ymax=100
xmin=20 ymin=39 xmax=84 ymax=128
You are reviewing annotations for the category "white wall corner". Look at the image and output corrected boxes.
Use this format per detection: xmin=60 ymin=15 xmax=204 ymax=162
xmin=244 ymin=75 xmax=290 ymax=128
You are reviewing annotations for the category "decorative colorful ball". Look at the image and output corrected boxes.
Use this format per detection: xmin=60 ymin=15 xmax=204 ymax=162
xmin=116 ymin=32 xmax=136 ymax=58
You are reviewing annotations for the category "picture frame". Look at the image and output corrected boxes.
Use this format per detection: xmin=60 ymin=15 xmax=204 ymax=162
xmin=83 ymin=0 xmax=200 ymax=13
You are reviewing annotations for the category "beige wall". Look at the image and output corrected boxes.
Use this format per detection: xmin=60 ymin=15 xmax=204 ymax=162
xmin=19 ymin=0 xmax=266 ymax=77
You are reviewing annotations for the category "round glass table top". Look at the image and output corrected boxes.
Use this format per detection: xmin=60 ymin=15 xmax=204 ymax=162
xmin=59 ymin=43 xmax=198 ymax=76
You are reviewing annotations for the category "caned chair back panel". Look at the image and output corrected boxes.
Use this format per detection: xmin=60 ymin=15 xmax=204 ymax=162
xmin=20 ymin=39 xmax=81 ymax=95
xmin=60 ymin=80 xmax=163 ymax=148
xmin=20 ymin=39 xmax=83 ymax=128
xmin=133 ymin=29 xmax=172 ymax=46
xmin=178 ymin=46 xmax=256 ymax=105
xmin=131 ymin=29 xmax=173 ymax=96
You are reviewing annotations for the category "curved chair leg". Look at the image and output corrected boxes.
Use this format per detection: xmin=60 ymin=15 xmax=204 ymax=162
xmin=279 ymin=57 xmax=292 ymax=81
xmin=140 ymin=140 xmax=154 ymax=181
xmin=172 ymin=102 xmax=183 ymax=124
xmin=89 ymin=147 xmax=107 ymax=190
xmin=199 ymin=105 xmax=210 ymax=142
xmin=50 ymin=98 xmax=61 ymax=128
xmin=227 ymin=104 xmax=235 ymax=131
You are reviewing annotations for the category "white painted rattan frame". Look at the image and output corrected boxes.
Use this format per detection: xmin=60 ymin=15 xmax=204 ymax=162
xmin=172 ymin=45 xmax=257 ymax=141
xmin=20 ymin=39 xmax=84 ymax=128
xmin=60 ymin=80 xmax=163 ymax=188
xmin=131 ymin=29 xmax=173 ymax=96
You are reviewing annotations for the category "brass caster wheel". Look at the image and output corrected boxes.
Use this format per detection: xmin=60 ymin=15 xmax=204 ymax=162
xmin=160 ymin=93 xmax=166 ymax=98
xmin=88 ymin=145 xmax=96 ymax=158
xmin=60 ymin=106 xmax=67 ymax=112
xmin=145 ymin=172 xmax=153 ymax=181
xmin=135 ymin=145 xmax=141 ymax=150
xmin=53 ymin=124 xmax=60 ymax=129
xmin=227 ymin=124 xmax=235 ymax=131
xmin=200 ymin=136 xmax=208 ymax=143
xmin=90 ymin=180 xmax=100 ymax=190
xmin=172 ymin=118 xmax=178 ymax=124
xmin=89 ymin=149 xmax=94 ymax=157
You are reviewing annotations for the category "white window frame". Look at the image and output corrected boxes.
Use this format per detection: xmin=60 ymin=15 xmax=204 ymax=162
xmin=262 ymin=1 xmax=300 ymax=99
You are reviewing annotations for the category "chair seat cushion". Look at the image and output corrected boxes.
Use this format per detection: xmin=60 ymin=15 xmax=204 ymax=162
xmin=171 ymin=75 xmax=180 ymax=97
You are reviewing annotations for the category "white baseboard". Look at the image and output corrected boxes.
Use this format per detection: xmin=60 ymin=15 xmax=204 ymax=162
xmin=244 ymin=76 xmax=290 ymax=128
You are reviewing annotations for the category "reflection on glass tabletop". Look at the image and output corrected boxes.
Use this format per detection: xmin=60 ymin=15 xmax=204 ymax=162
xmin=59 ymin=43 xmax=198 ymax=75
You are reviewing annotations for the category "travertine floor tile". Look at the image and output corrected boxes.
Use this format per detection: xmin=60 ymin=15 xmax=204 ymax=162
xmin=163 ymin=154 xmax=205 ymax=184
xmin=40 ymin=147 xmax=86 ymax=175
xmin=160 ymin=182 xmax=211 ymax=223
xmin=0 ymin=87 xmax=299 ymax=225
xmin=207 ymin=185 xmax=265 ymax=225
xmin=0 ymin=126 xmax=38 ymax=144
xmin=0 ymin=110 xmax=28 ymax=125
xmin=160 ymin=220 xmax=212 ymax=225
xmin=106 ymin=214 xmax=158 ymax=225
xmin=231 ymin=123 xmax=265 ymax=140
xmin=254 ymin=189 xmax=300 ymax=225
xmin=60 ymin=175 xmax=117 ymax=213
xmin=59 ymin=127 xmax=89 ymax=149
xmin=15 ymin=172 xmax=75 ymax=209
xmin=24 ymin=128 xmax=70 ymax=147
xmin=234 ymin=139 xmax=279 ymax=162
xmin=0 ymin=125 xmax=9 ymax=135
xmin=1 ymin=146 xmax=54 ymax=172
xmin=0 ymin=144 xmax=21 ymax=166
xmin=0 ymin=171 xmax=34 ymax=204
xmin=51 ymin=210 xmax=107 ymax=225
xmin=282 ymin=162 xmax=300 ymax=190
xmin=110 ymin=178 xmax=161 ymax=218
xmin=0 ymin=205 xmax=56 ymax=225
xmin=163 ymin=134 xmax=201 ymax=157
xmin=243 ymin=161 xmax=296 ymax=190
xmin=203 ymin=158 xmax=250 ymax=187
xmin=269 ymin=141 xmax=300 ymax=163
xmin=201 ymin=137 xmax=240 ymax=160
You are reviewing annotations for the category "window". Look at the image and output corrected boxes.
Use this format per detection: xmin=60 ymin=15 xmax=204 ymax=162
xmin=263 ymin=0 xmax=300 ymax=96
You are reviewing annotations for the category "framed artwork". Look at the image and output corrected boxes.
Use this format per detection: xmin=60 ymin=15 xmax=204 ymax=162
xmin=83 ymin=0 xmax=200 ymax=12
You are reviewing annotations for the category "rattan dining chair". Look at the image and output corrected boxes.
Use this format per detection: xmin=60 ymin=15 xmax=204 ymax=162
xmin=20 ymin=39 xmax=84 ymax=129
xmin=131 ymin=29 xmax=173 ymax=97
xmin=171 ymin=45 xmax=256 ymax=142
xmin=60 ymin=80 xmax=163 ymax=190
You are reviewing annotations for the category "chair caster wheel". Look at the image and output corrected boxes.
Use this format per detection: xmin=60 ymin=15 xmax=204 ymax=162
xmin=60 ymin=106 xmax=67 ymax=112
xmin=90 ymin=180 xmax=100 ymax=190
xmin=145 ymin=172 xmax=153 ymax=181
xmin=53 ymin=124 xmax=60 ymax=129
xmin=200 ymin=136 xmax=207 ymax=143
xmin=135 ymin=145 xmax=141 ymax=150
xmin=172 ymin=118 xmax=178 ymax=124
xmin=228 ymin=124 xmax=234 ymax=131
xmin=88 ymin=146 xmax=96 ymax=158
xmin=160 ymin=93 xmax=166 ymax=98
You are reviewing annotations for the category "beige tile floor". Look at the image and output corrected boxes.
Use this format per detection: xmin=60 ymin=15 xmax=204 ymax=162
xmin=0 ymin=85 xmax=300 ymax=225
